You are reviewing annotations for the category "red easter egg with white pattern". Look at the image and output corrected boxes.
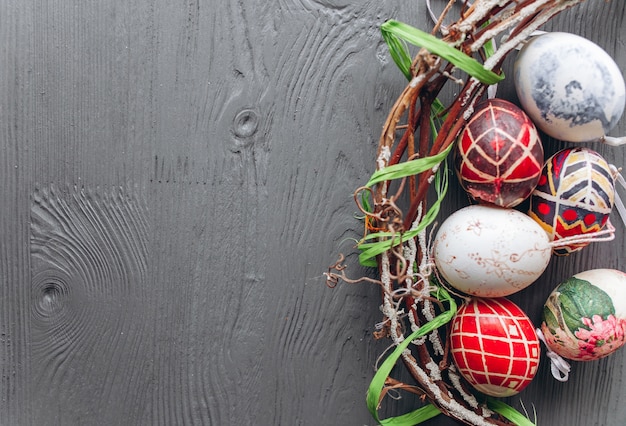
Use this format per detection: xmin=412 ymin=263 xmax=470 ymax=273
xmin=450 ymin=297 xmax=540 ymax=397
xmin=456 ymin=98 xmax=544 ymax=208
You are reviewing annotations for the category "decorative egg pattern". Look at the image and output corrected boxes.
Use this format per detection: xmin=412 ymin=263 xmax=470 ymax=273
xmin=450 ymin=297 xmax=540 ymax=397
xmin=433 ymin=205 xmax=551 ymax=297
xmin=455 ymin=98 xmax=544 ymax=208
xmin=541 ymin=269 xmax=626 ymax=361
xmin=528 ymin=147 xmax=615 ymax=255
xmin=514 ymin=32 xmax=626 ymax=143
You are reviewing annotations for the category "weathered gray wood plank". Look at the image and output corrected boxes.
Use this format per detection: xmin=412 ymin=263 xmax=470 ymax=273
xmin=1 ymin=1 xmax=36 ymax=425
xmin=0 ymin=0 xmax=625 ymax=425
xmin=29 ymin=185 xmax=151 ymax=425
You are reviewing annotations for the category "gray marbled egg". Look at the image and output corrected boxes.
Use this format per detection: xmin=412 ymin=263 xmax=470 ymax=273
xmin=514 ymin=32 xmax=625 ymax=143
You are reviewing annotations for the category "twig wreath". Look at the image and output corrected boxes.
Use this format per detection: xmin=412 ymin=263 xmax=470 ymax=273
xmin=325 ymin=0 xmax=626 ymax=425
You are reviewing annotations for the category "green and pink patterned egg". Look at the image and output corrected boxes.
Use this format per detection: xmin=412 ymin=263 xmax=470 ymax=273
xmin=541 ymin=269 xmax=626 ymax=361
xmin=528 ymin=147 xmax=615 ymax=255
xmin=455 ymin=98 xmax=544 ymax=208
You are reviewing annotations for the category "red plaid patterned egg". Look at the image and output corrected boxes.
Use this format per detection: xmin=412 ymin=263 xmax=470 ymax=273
xmin=528 ymin=147 xmax=615 ymax=255
xmin=456 ymin=98 xmax=544 ymax=208
xmin=450 ymin=298 xmax=540 ymax=397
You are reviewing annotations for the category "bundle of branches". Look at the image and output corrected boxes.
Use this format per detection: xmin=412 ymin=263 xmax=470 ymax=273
xmin=326 ymin=0 xmax=592 ymax=425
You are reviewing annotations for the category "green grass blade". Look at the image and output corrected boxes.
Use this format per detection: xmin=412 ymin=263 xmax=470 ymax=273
xmin=487 ymin=399 xmax=536 ymax=426
xmin=367 ymin=286 xmax=457 ymax=424
xmin=382 ymin=28 xmax=413 ymax=80
xmin=358 ymin=159 xmax=449 ymax=267
xmin=366 ymin=142 xmax=453 ymax=188
xmin=381 ymin=20 xmax=503 ymax=85
xmin=379 ymin=404 xmax=441 ymax=425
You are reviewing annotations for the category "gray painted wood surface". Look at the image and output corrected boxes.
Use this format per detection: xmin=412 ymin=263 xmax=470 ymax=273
xmin=1 ymin=1 xmax=625 ymax=425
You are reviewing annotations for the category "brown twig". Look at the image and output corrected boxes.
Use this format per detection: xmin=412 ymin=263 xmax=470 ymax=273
xmin=329 ymin=1 xmax=590 ymax=425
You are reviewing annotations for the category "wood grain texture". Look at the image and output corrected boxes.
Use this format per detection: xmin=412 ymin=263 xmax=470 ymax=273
xmin=0 ymin=0 xmax=624 ymax=425
xmin=1 ymin=1 xmax=35 ymax=425
xmin=262 ymin=1 xmax=413 ymax=424
xmin=30 ymin=184 xmax=151 ymax=425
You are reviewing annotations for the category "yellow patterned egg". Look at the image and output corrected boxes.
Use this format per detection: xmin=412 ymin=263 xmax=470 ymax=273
xmin=528 ymin=147 xmax=615 ymax=255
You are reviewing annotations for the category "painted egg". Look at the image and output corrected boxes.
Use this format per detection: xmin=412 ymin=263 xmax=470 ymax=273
xmin=433 ymin=205 xmax=551 ymax=297
xmin=450 ymin=297 xmax=540 ymax=397
xmin=541 ymin=269 xmax=626 ymax=361
xmin=528 ymin=147 xmax=615 ymax=255
xmin=514 ymin=32 xmax=626 ymax=143
xmin=455 ymin=98 xmax=544 ymax=208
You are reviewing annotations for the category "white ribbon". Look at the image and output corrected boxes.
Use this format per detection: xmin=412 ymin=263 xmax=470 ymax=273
xmin=610 ymin=165 xmax=626 ymax=233
xmin=536 ymin=328 xmax=571 ymax=382
xmin=602 ymin=136 xmax=626 ymax=146
xmin=425 ymin=0 xmax=444 ymax=31
xmin=549 ymin=219 xmax=616 ymax=250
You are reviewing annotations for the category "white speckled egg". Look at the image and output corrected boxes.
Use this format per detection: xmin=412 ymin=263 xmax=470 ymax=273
xmin=433 ymin=205 xmax=551 ymax=297
xmin=541 ymin=269 xmax=626 ymax=361
xmin=514 ymin=32 xmax=625 ymax=143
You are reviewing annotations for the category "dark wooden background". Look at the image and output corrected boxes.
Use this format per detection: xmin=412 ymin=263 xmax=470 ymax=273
xmin=1 ymin=1 xmax=625 ymax=425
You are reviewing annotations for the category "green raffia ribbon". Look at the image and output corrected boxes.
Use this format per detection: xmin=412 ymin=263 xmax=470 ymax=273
xmin=487 ymin=398 xmax=536 ymax=426
xmin=366 ymin=286 xmax=457 ymax=425
xmin=365 ymin=143 xmax=452 ymax=188
xmin=381 ymin=23 xmax=413 ymax=80
xmin=357 ymin=145 xmax=452 ymax=268
xmin=381 ymin=19 xmax=504 ymax=85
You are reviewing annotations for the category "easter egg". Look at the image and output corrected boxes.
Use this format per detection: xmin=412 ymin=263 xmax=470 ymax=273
xmin=528 ymin=147 xmax=615 ymax=255
xmin=514 ymin=32 xmax=625 ymax=143
xmin=450 ymin=297 xmax=540 ymax=397
xmin=541 ymin=269 xmax=626 ymax=361
xmin=433 ymin=205 xmax=551 ymax=297
xmin=455 ymin=98 xmax=544 ymax=208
